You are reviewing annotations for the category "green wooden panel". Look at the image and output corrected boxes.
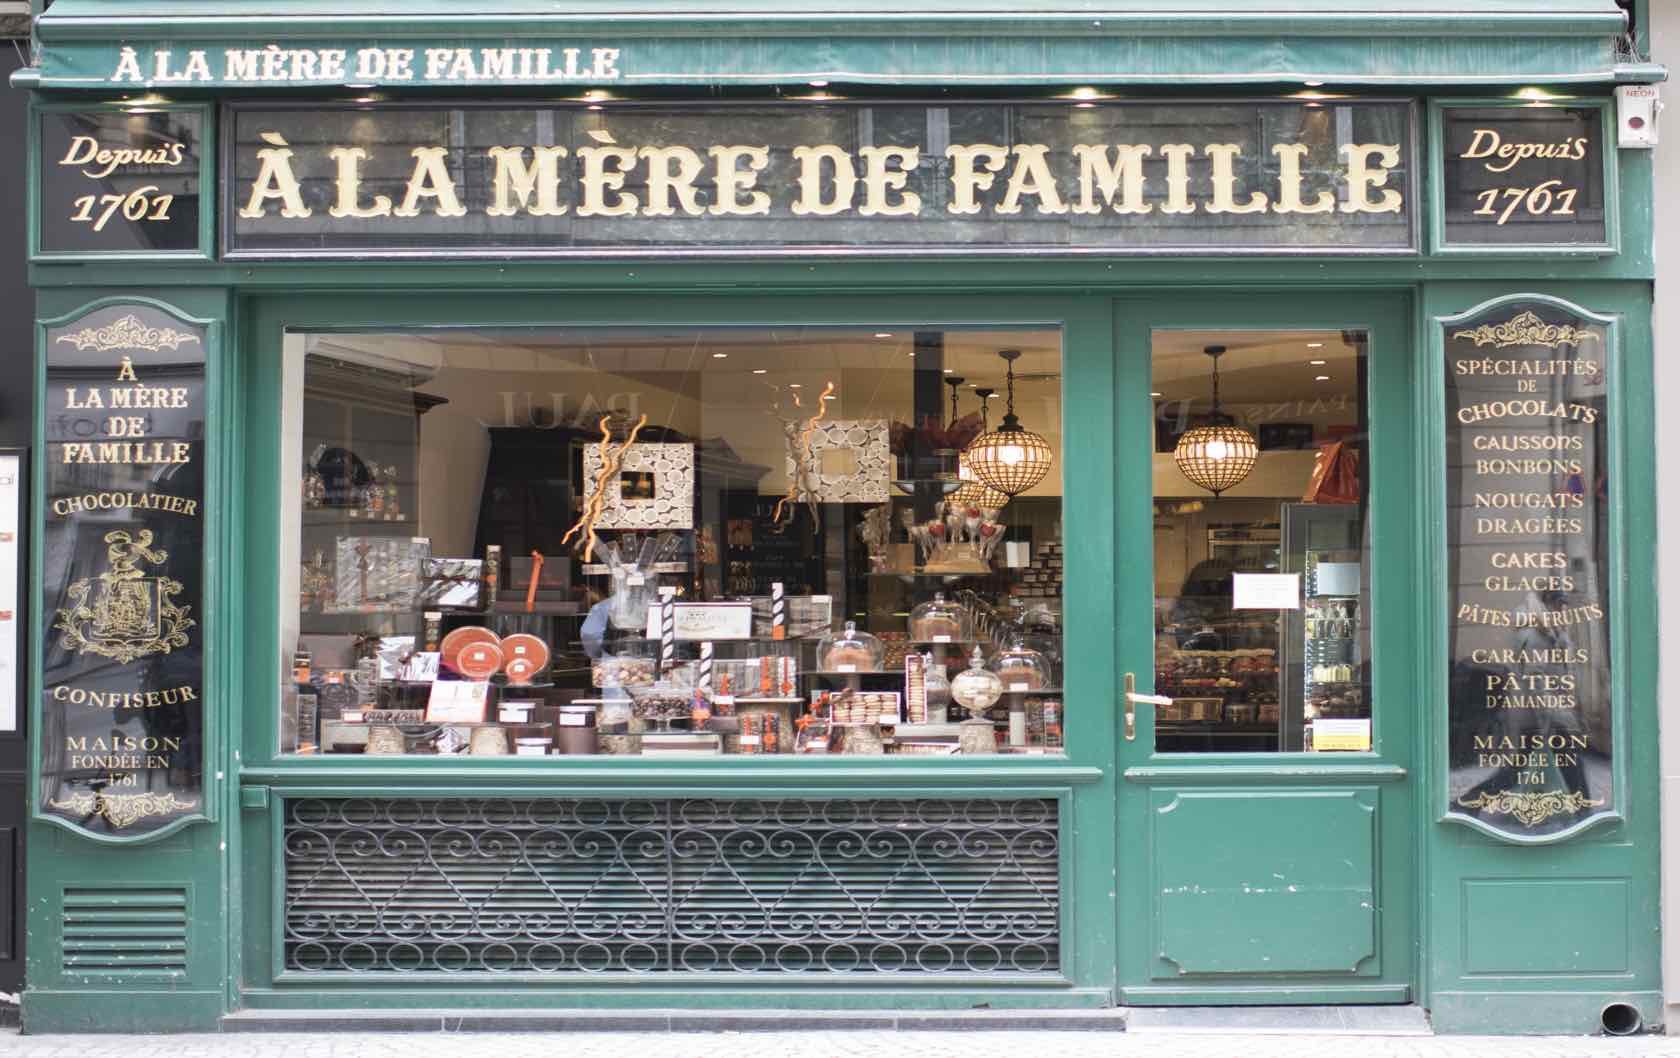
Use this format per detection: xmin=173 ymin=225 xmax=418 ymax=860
xmin=1462 ymin=878 xmax=1629 ymax=974
xmin=1417 ymin=281 xmax=1660 ymax=1034
xmin=1151 ymin=789 xmax=1377 ymax=977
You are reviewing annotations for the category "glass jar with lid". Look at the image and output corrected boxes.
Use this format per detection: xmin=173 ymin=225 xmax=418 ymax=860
xmin=990 ymin=644 xmax=1051 ymax=692
xmin=923 ymin=653 xmax=952 ymax=723
xmin=817 ymin=621 xmax=885 ymax=672
xmin=909 ymin=592 xmax=971 ymax=643
xmin=950 ymin=646 xmax=1004 ymax=718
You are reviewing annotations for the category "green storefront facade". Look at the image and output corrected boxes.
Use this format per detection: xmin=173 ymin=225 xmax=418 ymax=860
xmin=11 ymin=0 xmax=1668 ymax=1036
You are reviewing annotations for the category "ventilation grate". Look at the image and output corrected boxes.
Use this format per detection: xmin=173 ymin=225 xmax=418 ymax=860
xmin=61 ymin=887 xmax=189 ymax=976
xmin=282 ymin=797 xmax=1060 ymax=976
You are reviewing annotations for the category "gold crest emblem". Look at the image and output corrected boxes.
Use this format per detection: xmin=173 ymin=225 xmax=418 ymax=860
xmin=54 ymin=529 xmax=194 ymax=664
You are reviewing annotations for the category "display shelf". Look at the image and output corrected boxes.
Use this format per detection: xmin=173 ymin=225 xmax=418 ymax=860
xmin=998 ymin=686 xmax=1062 ymax=695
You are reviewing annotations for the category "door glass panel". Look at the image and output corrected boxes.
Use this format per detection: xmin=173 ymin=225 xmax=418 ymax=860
xmin=1151 ymin=329 xmax=1371 ymax=753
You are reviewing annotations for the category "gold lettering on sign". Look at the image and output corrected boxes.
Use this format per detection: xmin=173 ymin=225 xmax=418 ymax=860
xmin=707 ymin=145 xmax=771 ymax=217
xmin=857 ymin=146 xmax=920 ymax=217
xmin=1340 ymin=144 xmax=1403 ymax=214
xmin=485 ymin=146 xmax=569 ymax=217
xmin=576 ymin=130 xmax=638 ymax=217
xmin=1069 ymin=144 xmax=1152 ymax=216
xmin=393 ymin=146 xmax=466 ymax=218
xmin=1271 ymin=143 xmax=1335 ymax=214
xmin=998 ymin=145 xmax=1068 ymax=216
xmin=791 ymin=145 xmax=857 ymax=217
xmin=1204 ymin=143 xmax=1269 ymax=214
xmin=327 ymin=147 xmax=393 ymax=218
xmin=232 ymin=128 xmax=1411 ymax=224
xmin=639 ymin=145 xmax=705 ymax=217
xmin=240 ymin=132 xmax=311 ymax=218
xmin=944 ymin=144 xmax=1008 ymax=216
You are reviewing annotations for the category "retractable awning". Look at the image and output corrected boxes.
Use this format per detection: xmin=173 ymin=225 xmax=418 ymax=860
xmin=19 ymin=0 xmax=1662 ymax=91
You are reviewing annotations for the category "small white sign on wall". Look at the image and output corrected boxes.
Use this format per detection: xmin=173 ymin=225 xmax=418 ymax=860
xmin=0 ymin=453 xmax=18 ymax=733
xmin=1232 ymin=572 xmax=1301 ymax=610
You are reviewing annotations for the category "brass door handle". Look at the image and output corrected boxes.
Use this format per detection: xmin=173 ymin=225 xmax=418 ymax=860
xmin=1123 ymin=672 xmax=1172 ymax=741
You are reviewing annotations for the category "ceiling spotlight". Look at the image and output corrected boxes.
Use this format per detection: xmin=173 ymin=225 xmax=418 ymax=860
xmin=1150 ymin=392 xmax=1163 ymax=398
xmin=1309 ymin=359 xmax=1327 ymax=366
xmin=874 ymin=332 xmax=893 ymax=338
xmin=809 ymin=80 xmax=829 ymax=87
xmin=1307 ymin=342 xmax=1325 ymax=348
xmin=1315 ymin=375 xmax=1331 ymax=381
xmin=711 ymin=352 xmax=728 ymax=359
xmin=752 ymin=369 xmax=767 ymax=375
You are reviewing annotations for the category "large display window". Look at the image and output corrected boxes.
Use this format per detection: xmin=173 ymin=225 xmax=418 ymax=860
xmin=277 ymin=325 xmax=1065 ymax=758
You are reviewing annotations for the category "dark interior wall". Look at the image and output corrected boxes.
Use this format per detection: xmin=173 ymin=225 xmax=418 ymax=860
xmin=0 ymin=37 xmax=29 ymax=1002
xmin=0 ymin=41 xmax=29 ymax=442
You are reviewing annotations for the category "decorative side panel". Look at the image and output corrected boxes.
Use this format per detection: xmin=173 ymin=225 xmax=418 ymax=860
xmin=1152 ymin=788 xmax=1377 ymax=977
xmin=1462 ymin=878 xmax=1628 ymax=975
xmin=282 ymin=797 xmax=1060 ymax=975
xmin=1441 ymin=296 xmax=1616 ymax=841
xmin=38 ymin=300 xmax=210 ymax=839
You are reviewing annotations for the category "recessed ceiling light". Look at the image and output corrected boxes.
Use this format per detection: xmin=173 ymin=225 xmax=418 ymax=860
xmin=711 ymin=352 xmax=728 ymax=359
xmin=1150 ymin=392 xmax=1163 ymax=398
xmin=1315 ymin=375 xmax=1331 ymax=381
xmin=788 ymin=383 xmax=802 ymax=388
xmin=1304 ymin=80 xmax=1324 ymax=88
xmin=1309 ymin=359 xmax=1327 ymax=365
xmin=1307 ymin=342 xmax=1325 ymax=348
xmin=809 ymin=80 xmax=829 ymax=88
xmin=874 ymin=332 xmax=893 ymax=338
xmin=752 ymin=369 xmax=767 ymax=374
xmin=942 ymin=368 xmax=953 ymax=374
xmin=1070 ymin=86 xmax=1100 ymax=100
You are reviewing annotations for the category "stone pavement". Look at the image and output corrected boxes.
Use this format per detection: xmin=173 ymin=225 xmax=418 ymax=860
xmin=2 ymin=1028 xmax=1679 ymax=1058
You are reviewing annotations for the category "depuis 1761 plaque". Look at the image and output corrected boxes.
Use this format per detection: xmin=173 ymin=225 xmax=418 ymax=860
xmin=39 ymin=301 xmax=208 ymax=839
xmin=1443 ymin=296 xmax=1615 ymax=840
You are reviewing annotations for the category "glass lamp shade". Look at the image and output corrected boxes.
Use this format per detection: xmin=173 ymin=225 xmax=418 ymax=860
xmin=967 ymin=425 xmax=1054 ymax=496
xmin=1173 ymin=423 xmax=1259 ymax=496
xmin=951 ymin=454 xmax=1010 ymax=510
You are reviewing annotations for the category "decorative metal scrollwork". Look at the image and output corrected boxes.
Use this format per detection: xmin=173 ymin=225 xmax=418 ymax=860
xmin=283 ymin=797 xmax=1060 ymax=976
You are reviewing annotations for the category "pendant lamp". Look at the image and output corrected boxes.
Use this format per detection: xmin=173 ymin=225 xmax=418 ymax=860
xmin=967 ymin=350 xmax=1054 ymax=496
xmin=952 ymin=387 xmax=1010 ymax=510
xmin=1172 ymin=345 xmax=1258 ymax=497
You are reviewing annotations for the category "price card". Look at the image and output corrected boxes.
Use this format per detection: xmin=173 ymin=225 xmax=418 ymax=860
xmin=425 ymin=680 xmax=490 ymax=723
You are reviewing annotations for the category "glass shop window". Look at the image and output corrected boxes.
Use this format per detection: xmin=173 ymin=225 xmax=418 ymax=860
xmin=1151 ymin=330 xmax=1372 ymax=754
xmin=279 ymin=327 xmax=1064 ymax=758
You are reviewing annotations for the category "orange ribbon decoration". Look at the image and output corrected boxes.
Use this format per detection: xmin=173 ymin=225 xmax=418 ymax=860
xmin=525 ymin=550 xmax=544 ymax=613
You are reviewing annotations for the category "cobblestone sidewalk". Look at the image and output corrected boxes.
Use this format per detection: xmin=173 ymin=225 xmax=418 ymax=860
xmin=2 ymin=1029 xmax=1678 ymax=1058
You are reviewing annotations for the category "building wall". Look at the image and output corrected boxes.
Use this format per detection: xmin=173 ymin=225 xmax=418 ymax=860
xmin=1654 ymin=0 xmax=1680 ymax=1036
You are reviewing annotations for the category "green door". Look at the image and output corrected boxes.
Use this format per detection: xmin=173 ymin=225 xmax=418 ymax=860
xmin=1114 ymin=291 xmax=1419 ymax=1005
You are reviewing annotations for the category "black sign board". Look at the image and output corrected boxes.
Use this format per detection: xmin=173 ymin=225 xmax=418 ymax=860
xmin=39 ymin=302 xmax=208 ymax=839
xmin=1436 ymin=103 xmax=1611 ymax=251
xmin=36 ymin=109 xmax=205 ymax=257
xmin=226 ymin=101 xmax=1416 ymax=257
xmin=1443 ymin=297 xmax=1615 ymax=841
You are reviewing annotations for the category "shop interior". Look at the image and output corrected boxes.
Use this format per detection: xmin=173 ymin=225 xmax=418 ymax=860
xmin=279 ymin=326 xmax=1067 ymax=757
xmin=275 ymin=323 xmax=1368 ymax=759
xmin=1151 ymin=329 xmax=1372 ymax=753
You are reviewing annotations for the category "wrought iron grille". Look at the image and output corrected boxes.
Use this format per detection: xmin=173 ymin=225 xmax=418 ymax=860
xmin=282 ymin=797 xmax=1060 ymax=976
